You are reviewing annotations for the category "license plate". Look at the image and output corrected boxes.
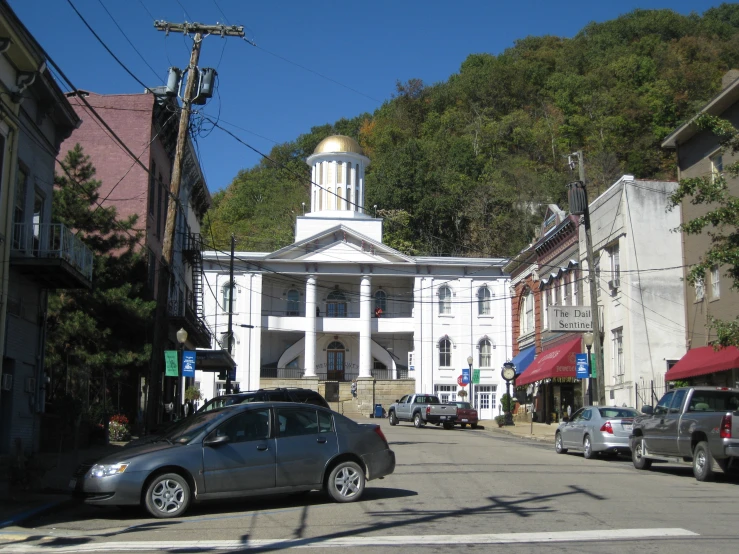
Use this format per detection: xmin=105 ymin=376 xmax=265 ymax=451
xmin=68 ymin=479 xmax=76 ymax=489
xmin=440 ymin=416 xmax=447 ymax=420
xmin=623 ymin=424 xmax=633 ymax=432
xmin=462 ymin=419 xmax=469 ymax=422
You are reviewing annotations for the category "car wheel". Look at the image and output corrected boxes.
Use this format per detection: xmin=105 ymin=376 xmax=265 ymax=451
xmin=326 ymin=461 xmax=365 ymax=503
xmin=555 ymin=432 xmax=568 ymax=454
xmin=693 ymin=441 xmax=714 ymax=482
xmin=460 ymin=423 xmax=467 ymax=429
xmin=632 ymin=437 xmax=652 ymax=470
xmin=413 ymin=413 xmax=424 ymax=428
xmin=583 ymin=435 xmax=594 ymax=459
xmin=144 ymin=473 xmax=191 ymax=518
xmin=443 ymin=422 xmax=454 ymax=430
xmin=388 ymin=411 xmax=398 ymax=426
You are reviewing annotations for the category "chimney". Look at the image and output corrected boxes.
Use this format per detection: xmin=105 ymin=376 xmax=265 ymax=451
xmin=722 ymin=69 xmax=739 ymax=90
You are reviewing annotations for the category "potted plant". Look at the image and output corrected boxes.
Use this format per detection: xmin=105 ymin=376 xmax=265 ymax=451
xmin=495 ymin=415 xmax=506 ymax=427
xmin=185 ymin=386 xmax=202 ymax=403
xmin=457 ymin=389 xmax=468 ymax=399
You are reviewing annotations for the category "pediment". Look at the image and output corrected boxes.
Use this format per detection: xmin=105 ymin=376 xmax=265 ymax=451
xmin=265 ymin=226 xmax=413 ymax=264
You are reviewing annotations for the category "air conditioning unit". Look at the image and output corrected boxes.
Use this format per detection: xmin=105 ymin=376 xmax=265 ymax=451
xmin=608 ymin=279 xmax=620 ymax=290
xmin=24 ymin=377 xmax=36 ymax=393
xmin=1 ymin=374 xmax=12 ymax=391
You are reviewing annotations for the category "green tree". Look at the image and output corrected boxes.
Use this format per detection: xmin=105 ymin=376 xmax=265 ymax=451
xmin=46 ymin=144 xmax=155 ymax=422
xmin=669 ymin=114 xmax=739 ymax=347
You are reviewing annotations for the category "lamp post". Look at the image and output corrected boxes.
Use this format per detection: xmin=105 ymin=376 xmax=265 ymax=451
xmin=467 ymin=355 xmax=473 ymax=408
xmin=583 ymin=331 xmax=594 ymax=407
xmin=176 ymin=327 xmax=188 ymax=419
xmin=502 ymin=362 xmax=516 ymax=426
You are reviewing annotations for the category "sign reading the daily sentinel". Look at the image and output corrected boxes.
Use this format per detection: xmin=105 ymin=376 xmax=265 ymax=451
xmin=547 ymin=306 xmax=593 ymax=331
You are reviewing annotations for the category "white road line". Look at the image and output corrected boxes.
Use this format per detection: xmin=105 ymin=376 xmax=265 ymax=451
xmin=1 ymin=528 xmax=698 ymax=551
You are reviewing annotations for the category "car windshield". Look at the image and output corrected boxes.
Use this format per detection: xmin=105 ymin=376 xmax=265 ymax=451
xmin=598 ymin=408 xmax=640 ymax=419
xmin=455 ymin=402 xmax=472 ymax=409
xmin=163 ymin=409 xmax=231 ymax=443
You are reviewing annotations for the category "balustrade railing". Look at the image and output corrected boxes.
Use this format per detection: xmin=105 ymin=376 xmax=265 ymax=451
xmin=12 ymin=222 xmax=93 ymax=282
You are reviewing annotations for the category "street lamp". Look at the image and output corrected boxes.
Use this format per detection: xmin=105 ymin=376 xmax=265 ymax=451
xmin=583 ymin=331 xmax=594 ymax=406
xmin=467 ymin=355 xmax=473 ymax=407
xmin=501 ymin=362 xmax=516 ymax=426
xmin=176 ymin=328 xmax=188 ymax=419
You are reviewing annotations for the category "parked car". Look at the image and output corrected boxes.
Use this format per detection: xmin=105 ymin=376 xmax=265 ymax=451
xmin=198 ymin=388 xmax=330 ymax=412
xmin=387 ymin=394 xmax=458 ymax=429
xmin=555 ymin=406 xmax=641 ymax=458
xmin=71 ymin=402 xmax=395 ymax=518
xmin=453 ymin=402 xmax=479 ymax=428
xmin=631 ymin=386 xmax=739 ymax=481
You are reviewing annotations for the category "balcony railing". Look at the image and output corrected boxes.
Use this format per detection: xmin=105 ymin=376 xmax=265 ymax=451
xmin=11 ymin=222 xmax=93 ymax=282
xmin=262 ymin=309 xmax=413 ymax=318
xmin=168 ymin=296 xmax=212 ymax=348
xmin=260 ymin=367 xmax=398 ymax=381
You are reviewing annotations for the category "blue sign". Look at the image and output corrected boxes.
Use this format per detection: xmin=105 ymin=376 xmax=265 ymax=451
xmin=462 ymin=367 xmax=471 ymax=385
xmin=576 ymin=353 xmax=589 ymax=379
xmin=182 ymin=351 xmax=196 ymax=378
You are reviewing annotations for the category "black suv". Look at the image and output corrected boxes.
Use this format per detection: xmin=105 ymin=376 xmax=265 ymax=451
xmin=197 ymin=388 xmax=330 ymax=413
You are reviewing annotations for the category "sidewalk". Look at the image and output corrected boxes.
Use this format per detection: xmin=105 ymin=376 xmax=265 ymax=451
xmin=483 ymin=420 xmax=558 ymax=443
xmin=0 ymin=442 xmax=127 ymax=529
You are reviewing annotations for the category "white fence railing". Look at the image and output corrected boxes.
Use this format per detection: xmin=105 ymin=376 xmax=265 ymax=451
xmin=12 ymin=223 xmax=93 ymax=282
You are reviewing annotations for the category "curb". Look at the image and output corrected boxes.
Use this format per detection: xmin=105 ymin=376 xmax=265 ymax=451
xmin=0 ymin=496 xmax=72 ymax=529
xmin=485 ymin=426 xmax=555 ymax=444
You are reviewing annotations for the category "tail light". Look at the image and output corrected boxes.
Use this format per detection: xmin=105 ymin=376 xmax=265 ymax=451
xmin=373 ymin=426 xmax=388 ymax=445
xmin=426 ymin=406 xmax=431 ymax=416
xmin=720 ymin=414 xmax=732 ymax=439
xmin=600 ymin=421 xmax=614 ymax=434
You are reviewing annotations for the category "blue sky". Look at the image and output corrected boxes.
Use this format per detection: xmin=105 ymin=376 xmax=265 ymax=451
xmin=12 ymin=0 xmax=727 ymax=193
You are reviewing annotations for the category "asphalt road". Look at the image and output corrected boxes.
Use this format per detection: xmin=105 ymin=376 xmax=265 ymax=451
xmin=1 ymin=420 xmax=738 ymax=553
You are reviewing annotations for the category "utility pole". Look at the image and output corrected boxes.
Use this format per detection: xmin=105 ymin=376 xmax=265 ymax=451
xmin=146 ymin=21 xmax=244 ymax=431
xmin=567 ymin=151 xmax=606 ymax=407
xmin=226 ymin=234 xmax=235 ymax=395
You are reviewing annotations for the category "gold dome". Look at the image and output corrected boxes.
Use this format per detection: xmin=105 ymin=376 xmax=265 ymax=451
xmin=313 ymin=135 xmax=364 ymax=155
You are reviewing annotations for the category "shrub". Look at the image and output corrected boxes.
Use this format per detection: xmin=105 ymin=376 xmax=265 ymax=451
xmin=109 ymin=414 xmax=130 ymax=441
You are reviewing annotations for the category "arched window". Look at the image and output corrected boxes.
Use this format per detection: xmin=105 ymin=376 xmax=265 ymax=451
xmin=286 ymin=289 xmax=299 ymax=316
xmin=478 ymin=287 xmax=491 ymax=316
xmin=327 ymin=340 xmax=346 ymax=380
xmin=337 ymin=187 xmax=343 ymax=210
xmin=519 ymin=289 xmax=534 ymax=335
xmin=346 ymin=186 xmax=352 ymax=210
xmin=374 ymin=290 xmax=387 ymax=313
xmin=221 ymin=281 xmax=235 ymax=312
xmin=439 ymin=285 xmax=452 ymax=315
xmin=439 ymin=337 xmax=452 ymax=367
xmin=327 ymin=290 xmax=347 ymax=317
xmin=479 ymin=338 xmax=493 ymax=368
xmin=337 ymin=163 xmax=344 ymax=184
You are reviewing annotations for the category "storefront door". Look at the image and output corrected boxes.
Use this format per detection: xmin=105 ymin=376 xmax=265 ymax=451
xmin=474 ymin=385 xmax=496 ymax=420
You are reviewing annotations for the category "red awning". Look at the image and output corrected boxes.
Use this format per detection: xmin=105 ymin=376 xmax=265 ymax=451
xmin=516 ymin=337 xmax=582 ymax=387
xmin=665 ymin=346 xmax=739 ymax=381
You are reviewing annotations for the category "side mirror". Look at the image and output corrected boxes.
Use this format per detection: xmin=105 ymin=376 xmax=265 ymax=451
xmin=562 ymin=417 xmax=570 ymax=423
xmin=641 ymin=406 xmax=654 ymax=416
xmin=204 ymin=434 xmax=230 ymax=447
xmin=395 ymin=399 xmax=399 ymax=403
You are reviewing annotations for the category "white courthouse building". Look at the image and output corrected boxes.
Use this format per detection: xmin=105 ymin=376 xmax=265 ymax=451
xmin=198 ymin=136 xmax=511 ymax=420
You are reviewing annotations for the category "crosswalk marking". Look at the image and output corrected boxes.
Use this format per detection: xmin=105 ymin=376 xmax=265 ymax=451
xmin=1 ymin=528 xmax=698 ymax=551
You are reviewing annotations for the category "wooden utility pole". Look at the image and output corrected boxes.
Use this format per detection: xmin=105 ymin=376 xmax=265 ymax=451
xmin=226 ymin=234 xmax=235 ymax=394
xmin=146 ymin=21 xmax=244 ymax=431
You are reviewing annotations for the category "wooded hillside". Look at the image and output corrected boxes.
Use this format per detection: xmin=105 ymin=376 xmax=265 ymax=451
xmin=207 ymin=5 xmax=739 ymax=257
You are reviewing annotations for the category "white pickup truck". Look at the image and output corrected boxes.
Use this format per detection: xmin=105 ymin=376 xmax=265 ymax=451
xmin=631 ymin=386 xmax=739 ymax=481
xmin=387 ymin=394 xmax=458 ymax=430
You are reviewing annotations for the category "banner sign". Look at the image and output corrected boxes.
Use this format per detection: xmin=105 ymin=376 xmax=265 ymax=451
xmin=590 ymin=353 xmax=597 ymax=378
xmin=461 ymin=367 xmax=471 ymax=385
xmin=164 ymin=350 xmax=179 ymax=377
xmin=547 ymin=306 xmax=593 ymax=332
xmin=472 ymin=369 xmax=480 ymax=384
xmin=576 ymin=353 xmax=589 ymax=379
xmin=182 ymin=351 xmax=196 ymax=378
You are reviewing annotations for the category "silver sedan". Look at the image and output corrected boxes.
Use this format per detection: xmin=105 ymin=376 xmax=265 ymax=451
xmin=71 ymin=402 xmax=395 ymax=518
xmin=555 ymin=406 xmax=641 ymax=459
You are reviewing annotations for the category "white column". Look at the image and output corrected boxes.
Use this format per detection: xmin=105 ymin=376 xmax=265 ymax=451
xmin=304 ymin=275 xmax=317 ymax=377
xmin=359 ymin=275 xmax=372 ymax=378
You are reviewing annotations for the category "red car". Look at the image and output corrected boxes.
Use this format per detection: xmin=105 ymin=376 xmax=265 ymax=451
xmin=454 ymin=402 xmax=479 ymax=428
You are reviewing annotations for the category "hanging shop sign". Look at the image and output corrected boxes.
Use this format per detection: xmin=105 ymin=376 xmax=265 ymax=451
xmin=547 ymin=306 xmax=593 ymax=332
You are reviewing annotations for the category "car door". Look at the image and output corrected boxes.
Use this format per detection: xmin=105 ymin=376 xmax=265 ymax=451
xmin=275 ymin=407 xmax=338 ymax=487
xmin=642 ymin=391 xmax=674 ymax=454
xmin=568 ymin=408 xmax=592 ymax=448
xmin=561 ymin=408 xmax=584 ymax=447
xmin=656 ymin=389 xmax=687 ymax=456
xmin=202 ymin=408 xmax=275 ymax=495
xmin=396 ymin=395 xmax=411 ymax=420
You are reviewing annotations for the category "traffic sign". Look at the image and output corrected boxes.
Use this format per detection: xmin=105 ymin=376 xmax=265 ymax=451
xmin=457 ymin=375 xmax=467 ymax=387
